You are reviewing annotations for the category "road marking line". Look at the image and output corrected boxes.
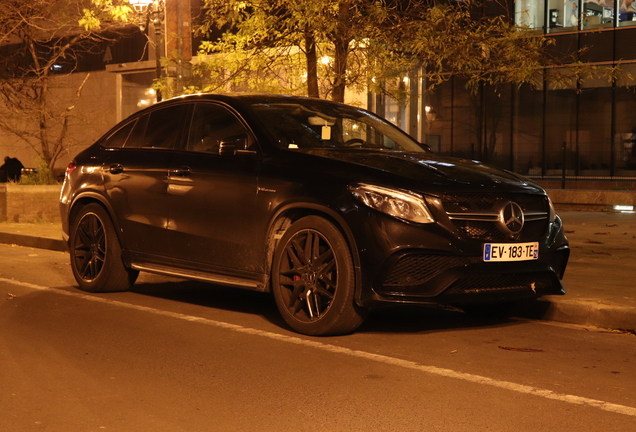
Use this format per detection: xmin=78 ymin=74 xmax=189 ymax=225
xmin=5 ymin=277 xmax=636 ymax=418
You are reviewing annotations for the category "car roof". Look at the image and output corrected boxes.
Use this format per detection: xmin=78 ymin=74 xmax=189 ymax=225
xmin=162 ymin=93 xmax=352 ymax=110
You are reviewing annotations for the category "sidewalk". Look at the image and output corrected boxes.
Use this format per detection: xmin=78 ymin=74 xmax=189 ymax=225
xmin=1 ymin=211 xmax=635 ymax=332
xmin=0 ymin=222 xmax=66 ymax=252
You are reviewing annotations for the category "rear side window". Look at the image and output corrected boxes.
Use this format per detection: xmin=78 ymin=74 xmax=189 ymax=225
xmin=125 ymin=104 xmax=190 ymax=149
xmin=102 ymin=120 xmax=136 ymax=149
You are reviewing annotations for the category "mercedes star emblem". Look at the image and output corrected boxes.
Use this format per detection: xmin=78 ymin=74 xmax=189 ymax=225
xmin=498 ymin=201 xmax=524 ymax=236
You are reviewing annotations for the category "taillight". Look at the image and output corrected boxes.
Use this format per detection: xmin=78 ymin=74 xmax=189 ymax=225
xmin=65 ymin=161 xmax=77 ymax=177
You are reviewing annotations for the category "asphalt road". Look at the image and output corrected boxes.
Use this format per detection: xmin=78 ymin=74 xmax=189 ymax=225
xmin=1 ymin=243 xmax=635 ymax=432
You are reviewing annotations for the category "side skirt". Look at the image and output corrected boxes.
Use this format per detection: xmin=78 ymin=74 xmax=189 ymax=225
xmin=130 ymin=261 xmax=267 ymax=291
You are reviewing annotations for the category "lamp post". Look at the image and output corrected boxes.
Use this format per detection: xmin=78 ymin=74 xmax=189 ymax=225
xmin=128 ymin=0 xmax=165 ymax=102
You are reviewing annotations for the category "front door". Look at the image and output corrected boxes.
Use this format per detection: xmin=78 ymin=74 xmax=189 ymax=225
xmin=166 ymin=103 xmax=264 ymax=276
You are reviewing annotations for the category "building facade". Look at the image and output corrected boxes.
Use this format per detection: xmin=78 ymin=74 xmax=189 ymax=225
xmin=382 ymin=0 xmax=636 ymax=190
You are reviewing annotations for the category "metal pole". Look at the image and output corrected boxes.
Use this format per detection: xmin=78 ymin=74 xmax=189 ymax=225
xmin=562 ymin=141 xmax=567 ymax=189
xmin=151 ymin=1 xmax=165 ymax=102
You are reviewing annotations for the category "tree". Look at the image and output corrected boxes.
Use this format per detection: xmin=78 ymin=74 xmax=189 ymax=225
xmin=0 ymin=0 xmax=130 ymax=171
xmin=169 ymin=0 xmax=572 ymax=104
xmin=182 ymin=0 xmax=404 ymax=101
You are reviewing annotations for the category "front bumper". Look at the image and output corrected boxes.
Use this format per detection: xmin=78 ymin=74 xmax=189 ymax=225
xmin=347 ymin=203 xmax=569 ymax=308
xmin=368 ymin=247 xmax=568 ymax=305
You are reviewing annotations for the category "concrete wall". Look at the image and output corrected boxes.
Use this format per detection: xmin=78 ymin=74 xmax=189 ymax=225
xmin=537 ymin=179 xmax=636 ymax=191
xmin=547 ymin=189 xmax=636 ymax=211
xmin=0 ymin=184 xmax=62 ymax=223
xmin=0 ymin=71 xmax=119 ymax=171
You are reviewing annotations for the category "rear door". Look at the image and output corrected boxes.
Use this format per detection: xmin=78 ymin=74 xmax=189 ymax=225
xmin=103 ymin=103 xmax=190 ymax=257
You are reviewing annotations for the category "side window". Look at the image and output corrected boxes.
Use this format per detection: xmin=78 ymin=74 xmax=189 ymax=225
xmin=125 ymin=104 xmax=189 ymax=149
xmin=102 ymin=120 xmax=136 ymax=149
xmin=187 ymin=103 xmax=250 ymax=153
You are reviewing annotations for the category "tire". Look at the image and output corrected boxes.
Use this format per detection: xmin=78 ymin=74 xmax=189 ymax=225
xmin=69 ymin=203 xmax=139 ymax=293
xmin=271 ymin=216 xmax=367 ymax=336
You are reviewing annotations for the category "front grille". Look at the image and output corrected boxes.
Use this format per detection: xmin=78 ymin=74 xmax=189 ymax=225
xmin=376 ymin=251 xmax=566 ymax=301
xmin=441 ymin=193 xmax=550 ymax=242
xmin=451 ymin=219 xmax=548 ymax=242
xmin=382 ymin=254 xmax=472 ymax=287
xmin=442 ymin=193 xmax=547 ymax=214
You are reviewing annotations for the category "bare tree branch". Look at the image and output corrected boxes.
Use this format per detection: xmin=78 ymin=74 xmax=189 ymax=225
xmin=0 ymin=0 xmax=131 ymax=170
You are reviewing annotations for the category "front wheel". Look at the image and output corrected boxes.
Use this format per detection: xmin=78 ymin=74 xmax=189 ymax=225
xmin=69 ymin=203 xmax=138 ymax=293
xmin=271 ymin=216 xmax=367 ymax=336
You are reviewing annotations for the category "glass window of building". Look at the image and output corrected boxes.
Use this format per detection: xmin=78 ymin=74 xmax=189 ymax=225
xmin=516 ymin=0 xmax=546 ymax=29
xmin=516 ymin=0 xmax=636 ymax=29
xmin=548 ymin=0 xmax=580 ymax=30
xmin=513 ymin=83 xmax=545 ymax=176
xmin=582 ymin=1 xmax=615 ymax=29
xmin=578 ymin=72 xmax=613 ymax=175
xmin=615 ymin=64 xmax=636 ymax=175
xmin=619 ymin=0 xmax=636 ymax=25
xmin=544 ymin=68 xmax=577 ymax=176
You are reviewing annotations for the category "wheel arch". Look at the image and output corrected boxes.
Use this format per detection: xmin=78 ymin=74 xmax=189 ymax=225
xmin=68 ymin=193 xmax=126 ymax=248
xmin=264 ymin=202 xmax=362 ymax=296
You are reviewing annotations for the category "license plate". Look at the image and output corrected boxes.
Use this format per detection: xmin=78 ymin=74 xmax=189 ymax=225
xmin=483 ymin=242 xmax=539 ymax=262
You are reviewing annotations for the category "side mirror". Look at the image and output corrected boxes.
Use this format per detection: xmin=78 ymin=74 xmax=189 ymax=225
xmin=218 ymin=134 xmax=248 ymax=156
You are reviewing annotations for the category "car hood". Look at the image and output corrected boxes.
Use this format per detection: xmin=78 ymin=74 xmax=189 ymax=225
xmin=299 ymin=149 xmax=543 ymax=194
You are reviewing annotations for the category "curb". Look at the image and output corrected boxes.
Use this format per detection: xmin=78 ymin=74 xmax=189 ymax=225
xmin=0 ymin=232 xmax=67 ymax=252
xmin=523 ymin=298 xmax=636 ymax=332
xmin=0 ymin=231 xmax=634 ymax=332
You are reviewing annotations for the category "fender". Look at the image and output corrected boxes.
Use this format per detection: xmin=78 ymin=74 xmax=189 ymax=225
xmin=67 ymin=191 xmax=129 ymax=250
xmin=265 ymin=201 xmax=364 ymax=305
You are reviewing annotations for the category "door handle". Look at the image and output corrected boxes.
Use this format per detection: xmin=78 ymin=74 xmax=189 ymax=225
xmin=170 ymin=166 xmax=191 ymax=177
xmin=109 ymin=163 xmax=124 ymax=174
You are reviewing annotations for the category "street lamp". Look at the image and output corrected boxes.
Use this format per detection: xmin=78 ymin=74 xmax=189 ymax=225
xmin=128 ymin=0 xmax=165 ymax=102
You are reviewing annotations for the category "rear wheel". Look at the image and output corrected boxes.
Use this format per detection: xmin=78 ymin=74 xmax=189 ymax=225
xmin=272 ymin=216 xmax=367 ymax=336
xmin=69 ymin=203 xmax=138 ymax=293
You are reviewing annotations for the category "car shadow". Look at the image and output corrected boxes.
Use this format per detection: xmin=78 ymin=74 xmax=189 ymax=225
xmin=130 ymin=278 xmax=285 ymax=325
xmin=129 ymin=276 xmax=525 ymax=336
xmin=358 ymin=305 xmax=525 ymax=334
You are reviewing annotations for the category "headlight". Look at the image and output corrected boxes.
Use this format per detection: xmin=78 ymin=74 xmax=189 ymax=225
xmin=348 ymin=183 xmax=435 ymax=224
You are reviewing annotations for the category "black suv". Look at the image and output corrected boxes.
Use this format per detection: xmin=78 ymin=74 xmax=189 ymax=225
xmin=60 ymin=94 xmax=569 ymax=335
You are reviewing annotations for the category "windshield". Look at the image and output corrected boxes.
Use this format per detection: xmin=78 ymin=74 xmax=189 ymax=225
xmin=250 ymin=101 xmax=427 ymax=153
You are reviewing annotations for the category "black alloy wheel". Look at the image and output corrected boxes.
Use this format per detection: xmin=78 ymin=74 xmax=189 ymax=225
xmin=69 ymin=203 xmax=138 ymax=293
xmin=272 ymin=216 xmax=366 ymax=336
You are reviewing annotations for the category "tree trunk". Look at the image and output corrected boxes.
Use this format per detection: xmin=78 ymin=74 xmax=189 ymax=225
xmin=332 ymin=38 xmax=350 ymax=103
xmin=305 ymin=29 xmax=319 ymax=98
xmin=331 ymin=1 xmax=353 ymax=103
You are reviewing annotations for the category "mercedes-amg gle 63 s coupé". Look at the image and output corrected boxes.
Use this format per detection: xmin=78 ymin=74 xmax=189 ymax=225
xmin=60 ymin=94 xmax=569 ymax=335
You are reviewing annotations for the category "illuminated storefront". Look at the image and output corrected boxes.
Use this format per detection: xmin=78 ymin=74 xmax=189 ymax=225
xmin=516 ymin=0 xmax=636 ymax=30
